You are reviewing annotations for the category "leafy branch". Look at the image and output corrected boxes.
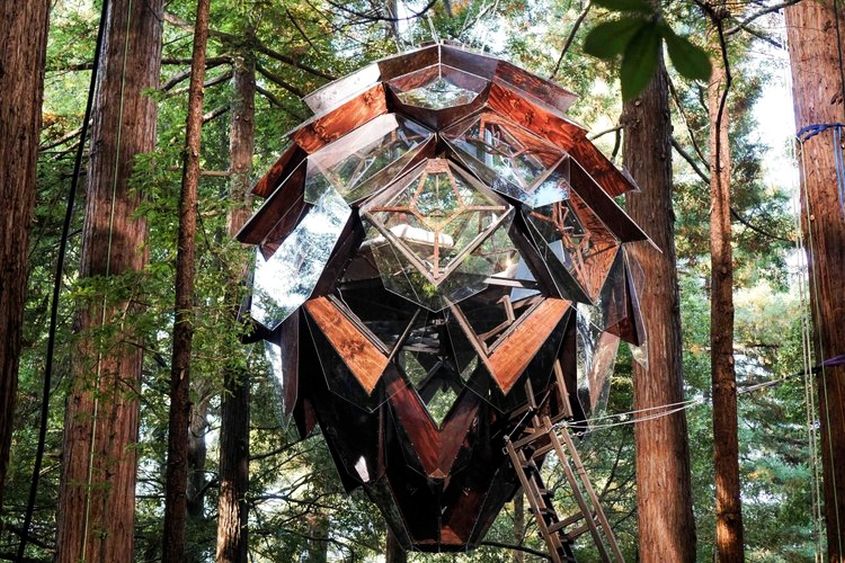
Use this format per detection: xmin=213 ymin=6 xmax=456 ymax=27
xmin=583 ymin=0 xmax=712 ymax=99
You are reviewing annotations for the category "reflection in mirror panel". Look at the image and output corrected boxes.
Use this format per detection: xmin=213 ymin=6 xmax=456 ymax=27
xmin=390 ymin=65 xmax=487 ymax=110
xmin=251 ymin=188 xmax=351 ymax=329
xmin=363 ymin=159 xmax=512 ymax=284
xmin=575 ymin=303 xmax=620 ymax=419
xmin=304 ymin=114 xmax=433 ymax=204
xmin=443 ymin=111 xmax=571 ymax=207
xmin=526 ymin=199 xmax=620 ymax=301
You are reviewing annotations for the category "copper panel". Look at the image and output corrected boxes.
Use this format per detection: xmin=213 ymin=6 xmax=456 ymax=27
xmin=488 ymin=298 xmax=570 ymax=393
xmin=304 ymin=296 xmax=389 ymax=394
xmin=292 ymin=84 xmax=389 ymax=153
xmin=377 ymin=44 xmax=440 ymax=81
xmin=252 ymin=143 xmax=306 ymax=199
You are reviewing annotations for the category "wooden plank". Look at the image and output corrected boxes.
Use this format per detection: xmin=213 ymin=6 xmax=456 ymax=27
xmin=488 ymin=298 xmax=570 ymax=393
xmin=377 ymin=44 xmax=439 ymax=81
xmin=292 ymin=84 xmax=388 ymax=153
xmin=494 ymin=60 xmax=578 ymax=113
xmin=251 ymin=143 xmax=306 ymax=199
xmin=280 ymin=310 xmax=300 ymax=417
xmin=304 ymin=296 xmax=388 ymax=395
xmin=237 ymin=161 xmax=306 ymax=244
xmin=385 ymin=376 xmax=480 ymax=477
xmin=568 ymin=158 xmax=651 ymax=243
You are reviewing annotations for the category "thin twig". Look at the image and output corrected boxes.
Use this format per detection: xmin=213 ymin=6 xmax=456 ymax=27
xmin=550 ymin=0 xmax=593 ymax=80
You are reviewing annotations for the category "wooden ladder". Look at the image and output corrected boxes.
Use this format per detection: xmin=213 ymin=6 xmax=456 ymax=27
xmin=504 ymin=370 xmax=625 ymax=563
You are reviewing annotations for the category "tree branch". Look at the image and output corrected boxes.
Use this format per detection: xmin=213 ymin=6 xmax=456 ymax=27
xmin=550 ymin=0 xmax=593 ymax=80
xmin=479 ymin=540 xmax=552 ymax=560
xmin=726 ymin=0 xmax=803 ymax=35
xmin=256 ymin=62 xmax=306 ymax=98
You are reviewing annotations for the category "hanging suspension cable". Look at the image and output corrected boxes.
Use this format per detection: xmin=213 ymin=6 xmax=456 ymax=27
xmin=15 ymin=0 xmax=110 ymax=558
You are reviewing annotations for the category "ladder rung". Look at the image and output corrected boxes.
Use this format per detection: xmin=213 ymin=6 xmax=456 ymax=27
xmin=549 ymin=511 xmax=586 ymax=533
xmin=564 ymin=521 xmax=593 ymax=541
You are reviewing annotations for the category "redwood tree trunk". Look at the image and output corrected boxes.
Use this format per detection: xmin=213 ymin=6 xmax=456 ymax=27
xmin=512 ymin=490 xmax=525 ymax=563
xmin=55 ymin=1 xmax=163 ymax=561
xmin=708 ymin=46 xmax=744 ymax=562
xmin=0 ymin=0 xmax=49 ymax=513
xmin=786 ymin=2 xmax=845 ymax=559
xmin=162 ymin=0 xmax=210 ymax=560
xmin=216 ymin=49 xmax=255 ymax=563
xmin=621 ymin=49 xmax=698 ymax=561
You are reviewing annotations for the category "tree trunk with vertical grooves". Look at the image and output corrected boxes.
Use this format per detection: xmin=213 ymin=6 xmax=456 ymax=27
xmin=386 ymin=528 xmax=407 ymax=563
xmin=708 ymin=40 xmax=744 ymax=562
xmin=0 ymin=0 xmax=49 ymax=514
xmin=786 ymin=2 xmax=845 ymax=559
xmin=620 ymin=49 xmax=697 ymax=563
xmin=216 ymin=49 xmax=255 ymax=563
xmin=162 ymin=0 xmax=210 ymax=560
xmin=512 ymin=490 xmax=525 ymax=563
xmin=55 ymin=1 xmax=162 ymax=561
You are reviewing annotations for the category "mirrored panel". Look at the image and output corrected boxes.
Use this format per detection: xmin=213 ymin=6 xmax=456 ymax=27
xmin=525 ymin=198 xmax=620 ymax=301
xmin=443 ymin=111 xmax=571 ymax=207
xmin=363 ymin=159 xmax=512 ymax=284
xmin=251 ymin=188 xmax=351 ymax=329
xmin=304 ymin=114 xmax=434 ymax=205
xmin=390 ymin=65 xmax=488 ymax=110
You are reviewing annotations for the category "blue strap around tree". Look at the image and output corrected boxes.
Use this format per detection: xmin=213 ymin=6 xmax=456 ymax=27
xmin=797 ymin=122 xmax=845 ymax=216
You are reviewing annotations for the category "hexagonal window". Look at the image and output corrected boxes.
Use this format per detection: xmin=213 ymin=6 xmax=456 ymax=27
xmin=389 ymin=65 xmax=487 ymax=110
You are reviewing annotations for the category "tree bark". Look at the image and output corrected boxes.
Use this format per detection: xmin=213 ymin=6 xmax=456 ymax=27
xmin=162 ymin=0 xmax=210 ymax=560
xmin=55 ymin=1 xmax=162 ymax=561
xmin=786 ymin=2 xmax=845 ymax=559
xmin=621 ymin=43 xmax=698 ymax=562
xmin=215 ymin=49 xmax=256 ymax=563
xmin=0 ymin=0 xmax=49 ymax=513
xmin=512 ymin=489 xmax=525 ymax=563
xmin=708 ymin=35 xmax=744 ymax=562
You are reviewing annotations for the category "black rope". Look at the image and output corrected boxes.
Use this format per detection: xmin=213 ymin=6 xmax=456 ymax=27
xmin=16 ymin=0 xmax=109 ymax=557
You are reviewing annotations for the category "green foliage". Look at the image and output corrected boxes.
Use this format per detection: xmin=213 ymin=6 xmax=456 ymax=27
xmin=0 ymin=1 xmax=818 ymax=561
xmin=583 ymin=2 xmax=711 ymax=99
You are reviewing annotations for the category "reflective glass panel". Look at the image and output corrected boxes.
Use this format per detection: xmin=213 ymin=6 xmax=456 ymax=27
xmin=363 ymin=159 xmax=511 ymax=283
xmin=251 ymin=188 xmax=351 ymax=329
xmin=304 ymin=114 xmax=433 ymax=204
xmin=575 ymin=303 xmax=620 ymax=419
xmin=525 ymin=198 xmax=620 ymax=301
xmin=444 ymin=112 xmax=570 ymax=207
xmin=390 ymin=65 xmax=487 ymax=110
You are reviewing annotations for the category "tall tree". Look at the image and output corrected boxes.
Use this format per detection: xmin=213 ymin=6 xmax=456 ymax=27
xmin=0 ymin=0 xmax=50 ymax=513
xmin=786 ymin=1 xmax=845 ymax=559
xmin=216 ymin=46 xmax=255 ymax=563
xmin=55 ymin=1 xmax=163 ymax=560
xmin=620 ymin=27 xmax=698 ymax=562
xmin=707 ymin=15 xmax=744 ymax=560
xmin=162 ymin=0 xmax=211 ymax=560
